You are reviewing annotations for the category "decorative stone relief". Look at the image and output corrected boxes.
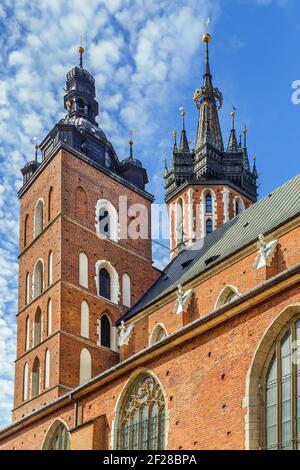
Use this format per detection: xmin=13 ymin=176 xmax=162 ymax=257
xmin=118 ymin=321 xmax=134 ymax=347
xmin=174 ymin=284 xmax=194 ymax=315
xmin=253 ymin=234 xmax=278 ymax=269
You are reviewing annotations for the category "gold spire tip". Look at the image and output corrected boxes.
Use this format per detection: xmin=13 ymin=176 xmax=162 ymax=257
xmin=203 ymin=32 xmax=211 ymax=43
xmin=173 ymin=130 xmax=177 ymax=137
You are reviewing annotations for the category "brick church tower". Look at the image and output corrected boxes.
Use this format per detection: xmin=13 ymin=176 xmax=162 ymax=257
xmin=14 ymin=46 xmax=159 ymax=422
xmin=164 ymin=32 xmax=258 ymax=258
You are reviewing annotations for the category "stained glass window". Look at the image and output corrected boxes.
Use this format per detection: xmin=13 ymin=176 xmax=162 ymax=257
xmin=265 ymin=319 xmax=300 ymax=450
xmin=116 ymin=374 xmax=166 ymax=450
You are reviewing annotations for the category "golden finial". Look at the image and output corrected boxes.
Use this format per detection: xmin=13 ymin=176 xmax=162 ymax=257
xmin=173 ymin=130 xmax=177 ymax=138
xmin=231 ymin=106 xmax=236 ymax=129
xmin=78 ymin=36 xmax=85 ymax=68
xmin=179 ymin=107 xmax=186 ymax=131
xmin=203 ymin=17 xmax=211 ymax=43
xmin=129 ymin=130 xmax=136 ymax=158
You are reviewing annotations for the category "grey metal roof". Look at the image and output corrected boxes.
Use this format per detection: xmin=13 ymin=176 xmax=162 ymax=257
xmin=118 ymin=174 xmax=300 ymax=324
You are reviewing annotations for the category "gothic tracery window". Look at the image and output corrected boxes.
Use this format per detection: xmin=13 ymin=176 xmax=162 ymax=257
xmin=43 ymin=421 xmax=70 ymax=450
xmin=100 ymin=314 xmax=111 ymax=348
xmin=99 ymin=268 xmax=111 ymax=300
xmin=265 ymin=318 xmax=300 ymax=450
xmin=116 ymin=374 xmax=166 ymax=450
xmin=176 ymin=198 xmax=184 ymax=245
xmin=206 ymin=218 xmax=213 ymax=235
xmin=205 ymin=194 xmax=213 ymax=214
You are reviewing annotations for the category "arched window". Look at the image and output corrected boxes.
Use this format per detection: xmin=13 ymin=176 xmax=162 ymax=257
xmin=47 ymin=299 xmax=52 ymax=336
xmin=80 ymin=300 xmax=89 ymax=339
xmin=205 ymin=194 xmax=213 ymax=214
xmin=44 ymin=349 xmax=51 ymax=389
xmin=234 ymin=197 xmax=246 ymax=217
xmin=115 ymin=373 xmax=166 ymax=450
xmin=150 ymin=324 xmax=168 ymax=346
xmin=122 ymin=273 xmax=131 ymax=308
xmin=43 ymin=421 xmax=70 ymax=450
xmin=79 ymin=348 xmax=92 ymax=385
xmin=25 ymin=316 xmax=30 ymax=351
xmin=34 ymin=307 xmax=42 ymax=346
xmin=25 ymin=273 xmax=30 ymax=305
xmin=24 ymin=214 xmax=29 ymax=247
xmin=34 ymin=199 xmax=44 ymax=237
xmin=176 ymin=198 xmax=184 ymax=245
xmin=33 ymin=259 xmax=44 ymax=298
xmin=75 ymin=186 xmax=88 ymax=222
xmin=206 ymin=218 xmax=213 ymax=235
xmin=215 ymin=286 xmax=240 ymax=309
xmin=264 ymin=319 xmax=300 ymax=450
xmin=31 ymin=357 xmax=40 ymax=398
xmin=100 ymin=314 xmax=111 ymax=348
xmin=96 ymin=200 xmax=118 ymax=242
xmin=79 ymin=252 xmax=89 ymax=288
xmin=23 ymin=363 xmax=29 ymax=401
xmin=48 ymin=187 xmax=54 ymax=221
xmin=99 ymin=268 xmax=111 ymax=300
xmin=96 ymin=260 xmax=119 ymax=304
xmin=48 ymin=251 xmax=53 ymax=286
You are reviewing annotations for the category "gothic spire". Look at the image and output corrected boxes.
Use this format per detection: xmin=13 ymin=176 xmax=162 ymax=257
xmin=78 ymin=37 xmax=84 ymax=68
xmin=179 ymin=109 xmax=190 ymax=153
xmin=194 ymin=32 xmax=224 ymax=152
xmin=242 ymin=125 xmax=251 ymax=171
xmin=227 ymin=109 xmax=239 ymax=152
xmin=253 ymin=156 xmax=258 ymax=178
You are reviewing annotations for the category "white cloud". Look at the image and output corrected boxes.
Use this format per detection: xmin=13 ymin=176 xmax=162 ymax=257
xmin=0 ymin=0 xmax=219 ymax=428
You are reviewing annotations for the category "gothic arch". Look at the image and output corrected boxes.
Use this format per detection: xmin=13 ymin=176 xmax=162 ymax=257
xmin=31 ymin=356 xmax=40 ymax=398
xmin=95 ymin=260 xmax=119 ymax=304
xmin=33 ymin=258 xmax=44 ymax=298
xmin=234 ymin=196 xmax=245 ymax=217
xmin=79 ymin=252 xmax=89 ymax=288
xmin=34 ymin=198 xmax=44 ymax=237
xmin=48 ymin=250 xmax=53 ymax=286
xmin=80 ymin=300 xmax=89 ymax=339
xmin=175 ymin=197 xmax=184 ymax=245
xmin=149 ymin=324 xmax=168 ymax=346
xmin=33 ymin=307 xmax=42 ymax=346
xmin=42 ymin=419 xmax=70 ymax=450
xmin=122 ymin=273 xmax=131 ymax=308
xmin=112 ymin=369 xmax=168 ymax=450
xmin=75 ymin=186 xmax=88 ymax=222
xmin=215 ymin=285 xmax=240 ymax=309
xmin=48 ymin=187 xmax=54 ymax=221
xmin=201 ymin=188 xmax=216 ymax=237
xmin=79 ymin=348 xmax=92 ymax=385
xmin=244 ymin=303 xmax=300 ymax=450
xmin=96 ymin=199 xmax=118 ymax=242
xmin=24 ymin=214 xmax=29 ymax=247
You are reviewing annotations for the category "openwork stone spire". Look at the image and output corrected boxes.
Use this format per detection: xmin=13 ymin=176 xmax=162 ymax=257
xmin=179 ymin=110 xmax=190 ymax=153
xmin=194 ymin=33 xmax=224 ymax=152
xmin=227 ymin=109 xmax=239 ymax=152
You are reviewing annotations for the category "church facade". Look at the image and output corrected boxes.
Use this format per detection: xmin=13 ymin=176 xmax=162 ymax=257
xmin=0 ymin=32 xmax=299 ymax=451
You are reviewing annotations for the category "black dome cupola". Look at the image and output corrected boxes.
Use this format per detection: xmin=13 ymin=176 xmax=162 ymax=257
xmin=63 ymin=45 xmax=99 ymax=125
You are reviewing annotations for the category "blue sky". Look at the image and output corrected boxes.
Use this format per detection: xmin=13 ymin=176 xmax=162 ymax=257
xmin=0 ymin=0 xmax=299 ymax=428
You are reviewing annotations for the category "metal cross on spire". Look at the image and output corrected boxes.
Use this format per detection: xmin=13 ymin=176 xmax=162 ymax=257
xmin=78 ymin=36 xmax=85 ymax=68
